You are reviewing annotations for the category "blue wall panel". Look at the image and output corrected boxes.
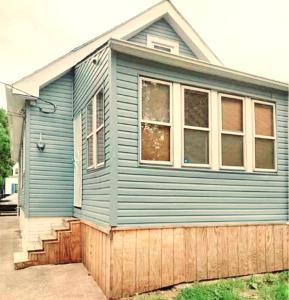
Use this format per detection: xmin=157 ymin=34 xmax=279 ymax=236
xmin=27 ymin=72 xmax=74 ymax=217
xmin=128 ymin=18 xmax=197 ymax=59
xmin=114 ymin=52 xmax=288 ymax=226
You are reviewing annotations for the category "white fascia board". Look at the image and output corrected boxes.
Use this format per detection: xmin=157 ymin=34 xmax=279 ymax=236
xmin=12 ymin=0 xmax=221 ymax=96
xmin=110 ymin=39 xmax=288 ymax=92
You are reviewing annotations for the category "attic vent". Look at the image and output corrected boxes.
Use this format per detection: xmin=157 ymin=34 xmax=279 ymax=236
xmin=147 ymin=34 xmax=179 ymax=55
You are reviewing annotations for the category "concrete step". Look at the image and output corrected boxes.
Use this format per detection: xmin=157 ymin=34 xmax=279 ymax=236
xmin=14 ymin=251 xmax=28 ymax=263
xmin=26 ymin=241 xmax=43 ymax=252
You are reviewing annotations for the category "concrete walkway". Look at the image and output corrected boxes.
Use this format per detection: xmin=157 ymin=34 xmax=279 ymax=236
xmin=0 ymin=216 xmax=107 ymax=300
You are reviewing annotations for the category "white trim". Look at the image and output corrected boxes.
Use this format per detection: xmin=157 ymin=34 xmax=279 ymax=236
xmin=73 ymin=113 xmax=82 ymax=208
xmin=12 ymin=0 xmax=222 ymax=96
xmin=210 ymin=90 xmax=219 ymax=170
xmin=219 ymin=93 xmax=246 ymax=169
xmin=244 ymin=97 xmax=253 ymax=172
xmin=139 ymin=77 xmax=173 ymax=165
xmin=147 ymin=34 xmax=179 ymax=55
xmin=252 ymin=99 xmax=277 ymax=172
xmin=173 ymin=83 xmax=182 ymax=168
xmin=181 ymin=85 xmax=211 ymax=168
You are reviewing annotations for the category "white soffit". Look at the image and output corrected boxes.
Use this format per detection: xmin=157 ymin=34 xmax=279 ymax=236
xmin=12 ymin=0 xmax=222 ymax=96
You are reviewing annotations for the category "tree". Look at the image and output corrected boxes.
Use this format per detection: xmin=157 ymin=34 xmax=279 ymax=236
xmin=0 ymin=108 xmax=12 ymax=190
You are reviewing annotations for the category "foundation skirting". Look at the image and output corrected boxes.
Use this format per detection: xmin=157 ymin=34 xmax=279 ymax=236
xmin=81 ymin=222 xmax=289 ymax=299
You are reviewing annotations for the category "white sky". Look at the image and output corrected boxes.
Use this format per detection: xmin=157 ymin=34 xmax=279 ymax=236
xmin=0 ymin=0 xmax=288 ymax=109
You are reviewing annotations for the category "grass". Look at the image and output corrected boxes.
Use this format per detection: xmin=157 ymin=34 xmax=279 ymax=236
xmin=131 ymin=272 xmax=289 ymax=300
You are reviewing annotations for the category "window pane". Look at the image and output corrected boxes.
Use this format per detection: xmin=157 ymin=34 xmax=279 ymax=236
xmin=184 ymin=129 xmax=209 ymax=164
xmin=96 ymin=90 xmax=104 ymax=128
xmin=87 ymin=136 xmax=93 ymax=167
xmin=222 ymin=97 xmax=243 ymax=132
xmin=96 ymin=128 xmax=104 ymax=164
xmin=184 ymin=89 xmax=208 ymax=127
xmin=87 ymin=100 xmax=93 ymax=134
xmin=255 ymin=138 xmax=274 ymax=169
xmin=255 ymin=103 xmax=274 ymax=136
xmin=142 ymin=81 xmax=170 ymax=122
xmin=141 ymin=123 xmax=170 ymax=161
xmin=222 ymin=134 xmax=243 ymax=166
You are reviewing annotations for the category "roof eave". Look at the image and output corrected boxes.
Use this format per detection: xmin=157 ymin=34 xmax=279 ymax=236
xmin=109 ymin=38 xmax=288 ymax=92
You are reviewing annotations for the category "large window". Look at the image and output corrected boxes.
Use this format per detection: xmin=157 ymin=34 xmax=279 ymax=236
xmin=139 ymin=77 xmax=277 ymax=173
xmin=86 ymin=88 xmax=105 ymax=169
xmin=220 ymin=94 xmax=244 ymax=168
xmin=183 ymin=87 xmax=210 ymax=166
xmin=140 ymin=78 xmax=172 ymax=164
xmin=254 ymin=101 xmax=276 ymax=170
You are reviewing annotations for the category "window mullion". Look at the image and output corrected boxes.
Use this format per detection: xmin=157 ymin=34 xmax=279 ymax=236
xmin=211 ymin=90 xmax=219 ymax=170
xmin=173 ymin=82 xmax=181 ymax=168
xmin=245 ymin=97 xmax=253 ymax=172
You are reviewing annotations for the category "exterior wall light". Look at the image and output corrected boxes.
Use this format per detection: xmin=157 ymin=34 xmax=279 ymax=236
xmin=36 ymin=133 xmax=45 ymax=152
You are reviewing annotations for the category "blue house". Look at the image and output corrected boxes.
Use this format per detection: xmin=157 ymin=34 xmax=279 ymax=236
xmin=7 ymin=1 xmax=289 ymax=298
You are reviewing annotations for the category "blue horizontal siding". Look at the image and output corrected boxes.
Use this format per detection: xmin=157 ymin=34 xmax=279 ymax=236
xmin=73 ymin=46 xmax=111 ymax=226
xmin=27 ymin=72 xmax=74 ymax=217
xmin=128 ymin=18 xmax=197 ymax=59
xmin=114 ymin=53 xmax=288 ymax=225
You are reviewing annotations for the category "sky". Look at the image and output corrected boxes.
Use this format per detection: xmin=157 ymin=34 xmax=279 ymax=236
xmin=0 ymin=0 xmax=288 ymax=109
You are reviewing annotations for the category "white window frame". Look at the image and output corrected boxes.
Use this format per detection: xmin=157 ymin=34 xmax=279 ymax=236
xmin=86 ymin=87 xmax=105 ymax=170
xmin=219 ymin=93 xmax=246 ymax=170
xmin=147 ymin=34 xmax=179 ymax=55
xmin=139 ymin=77 xmax=173 ymax=165
xmin=252 ymin=99 xmax=277 ymax=172
xmin=181 ymin=86 xmax=211 ymax=168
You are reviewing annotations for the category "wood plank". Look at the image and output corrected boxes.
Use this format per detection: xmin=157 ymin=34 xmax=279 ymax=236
xmin=122 ymin=230 xmax=137 ymax=297
xmin=70 ymin=222 xmax=81 ymax=262
xmin=149 ymin=229 xmax=162 ymax=290
xmin=111 ymin=231 xmax=123 ymax=299
xmin=238 ymin=226 xmax=248 ymax=276
xmin=273 ymin=225 xmax=283 ymax=271
xmin=105 ymin=234 xmax=111 ymax=297
xmin=136 ymin=230 xmax=149 ymax=293
xmin=81 ymin=223 xmax=86 ymax=266
xmin=256 ymin=225 xmax=266 ymax=273
xmin=207 ymin=227 xmax=218 ymax=279
xmin=283 ymin=225 xmax=289 ymax=270
xmin=173 ymin=228 xmax=186 ymax=284
xmin=217 ymin=227 xmax=229 ymax=278
xmin=98 ymin=232 xmax=105 ymax=291
xmin=265 ymin=225 xmax=275 ymax=272
xmin=196 ymin=227 xmax=208 ymax=280
xmin=58 ymin=231 xmax=72 ymax=263
xmin=227 ymin=226 xmax=239 ymax=277
xmin=161 ymin=228 xmax=174 ymax=287
xmin=247 ymin=226 xmax=257 ymax=274
xmin=185 ymin=227 xmax=197 ymax=282
xmin=45 ymin=242 xmax=59 ymax=264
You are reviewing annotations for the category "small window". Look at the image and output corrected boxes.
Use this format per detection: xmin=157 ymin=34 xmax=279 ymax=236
xmin=147 ymin=34 xmax=179 ymax=55
xmin=86 ymin=99 xmax=94 ymax=168
xmin=140 ymin=78 xmax=172 ymax=164
xmin=254 ymin=101 xmax=276 ymax=170
xmin=183 ymin=87 xmax=210 ymax=166
xmin=220 ymin=95 xmax=245 ymax=168
xmin=86 ymin=88 xmax=105 ymax=169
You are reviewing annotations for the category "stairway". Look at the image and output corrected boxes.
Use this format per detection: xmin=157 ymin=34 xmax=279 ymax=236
xmin=14 ymin=218 xmax=81 ymax=269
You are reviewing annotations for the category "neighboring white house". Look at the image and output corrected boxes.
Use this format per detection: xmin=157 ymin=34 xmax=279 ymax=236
xmin=4 ymin=163 xmax=19 ymax=195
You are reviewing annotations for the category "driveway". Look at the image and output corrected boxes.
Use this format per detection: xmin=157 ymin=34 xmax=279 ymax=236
xmin=0 ymin=216 xmax=106 ymax=300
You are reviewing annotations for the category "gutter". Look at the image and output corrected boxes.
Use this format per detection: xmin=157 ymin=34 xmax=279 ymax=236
xmin=109 ymin=38 xmax=288 ymax=92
